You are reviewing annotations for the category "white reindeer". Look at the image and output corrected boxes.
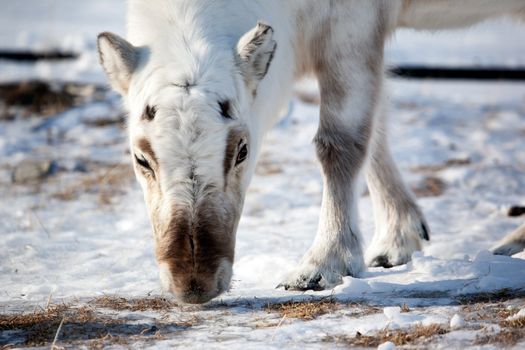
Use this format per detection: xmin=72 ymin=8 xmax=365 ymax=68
xmin=98 ymin=0 xmax=525 ymax=303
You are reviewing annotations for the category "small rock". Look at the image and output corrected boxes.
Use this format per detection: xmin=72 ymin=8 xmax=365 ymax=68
xmin=450 ymin=313 xmax=465 ymax=329
xmin=377 ymin=341 xmax=396 ymax=350
xmin=12 ymin=159 xmax=55 ymax=183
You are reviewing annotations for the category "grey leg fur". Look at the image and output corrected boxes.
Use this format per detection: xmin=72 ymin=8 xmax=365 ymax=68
xmin=492 ymin=223 xmax=525 ymax=256
xmin=365 ymin=111 xmax=430 ymax=268
xmin=280 ymin=3 xmax=389 ymax=290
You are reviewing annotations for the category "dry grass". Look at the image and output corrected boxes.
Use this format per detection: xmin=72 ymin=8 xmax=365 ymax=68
xmin=0 ymin=304 xmax=108 ymax=347
xmin=4 ymin=296 xmax=524 ymax=348
xmin=412 ymin=176 xmax=446 ymax=197
xmin=501 ymin=316 xmax=525 ymax=329
xmin=456 ymin=289 xmax=523 ymax=305
xmin=326 ymin=324 xmax=449 ymax=347
xmin=475 ymin=328 xmax=525 ymax=347
xmin=400 ymin=303 xmax=411 ymax=313
xmin=265 ymin=299 xmax=381 ymax=321
xmin=83 ymin=114 xmax=125 ymax=128
xmin=323 ymin=298 xmax=525 ymax=348
xmin=472 ymin=305 xmax=525 ymax=346
xmin=0 ymin=297 xmax=195 ymax=348
xmin=362 ymin=175 xmax=446 ymax=198
xmin=460 ymin=297 xmax=525 ymax=346
xmin=0 ymin=81 xmax=102 ymax=120
xmin=462 ymin=304 xmax=518 ymax=323
xmin=265 ymin=300 xmax=340 ymax=320
xmin=411 ymin=158 xmax=471 ymax=173
xmin=91 ymin=295 xmax=177 ymax=312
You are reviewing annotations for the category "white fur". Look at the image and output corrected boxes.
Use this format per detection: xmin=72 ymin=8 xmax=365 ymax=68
xmin=124 ymin=0 xmax=295 ymax=210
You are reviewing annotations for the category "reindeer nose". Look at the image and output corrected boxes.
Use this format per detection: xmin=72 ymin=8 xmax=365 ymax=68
xmin=158 ymin=259 xmax=233 ymax=304
xmin=178 ymin=278 xmax=218 ymax=304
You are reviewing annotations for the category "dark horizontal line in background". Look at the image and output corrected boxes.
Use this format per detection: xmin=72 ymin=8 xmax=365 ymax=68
xmin=1 ymin=50 xmax=525 ymax=81
xmin=390 ymin=66 xmax=525 ymax=81
xmin=0 ymin=50 xmax=78 ymax=61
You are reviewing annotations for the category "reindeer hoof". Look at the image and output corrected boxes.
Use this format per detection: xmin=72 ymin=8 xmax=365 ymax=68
xmin=492 ymin=242 xmax=525 ymax=256
xmin=278 ymin=274 xmax=324 ymax=291
xmin=368 ymin=255 xmax=394 ymax=268
xmin=366 ymin=215 xmax=429 ymax=268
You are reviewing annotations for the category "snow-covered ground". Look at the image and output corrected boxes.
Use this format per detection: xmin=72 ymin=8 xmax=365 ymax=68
xmin=1 ymin=1 xmax=525 ymax=348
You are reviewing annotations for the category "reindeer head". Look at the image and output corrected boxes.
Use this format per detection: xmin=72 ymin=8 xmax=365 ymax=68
xmin=97 ymin=22 xmax=276 ymax=303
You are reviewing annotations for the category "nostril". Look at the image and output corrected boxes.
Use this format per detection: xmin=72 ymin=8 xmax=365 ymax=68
xmin=188 ymin=278 xmax=205 ymax=295
xmin=179 ymin=278 xmax=214 ymax=304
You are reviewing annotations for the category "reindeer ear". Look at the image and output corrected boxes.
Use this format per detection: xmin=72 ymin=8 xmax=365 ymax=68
xmin=97 ymin=32 xmax=138 ymax=95
xmin=236 ymin=22 xmax=277 ymax=88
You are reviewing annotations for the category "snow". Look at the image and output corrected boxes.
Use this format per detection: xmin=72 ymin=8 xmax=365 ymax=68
xmin=0 ymin=0 xmax=125 ymax=84
xmin=1 ymin=1 xmax=525 ymax=349
xmin=507 ymin=308 xmax=525 ymax=321
xmin=377 ymin=341 xmax=396 ymax=350
xmin=383 ymin=306 xmax=402 ymax=320
xmin=450 ymin=314 xmax=465 ymax=330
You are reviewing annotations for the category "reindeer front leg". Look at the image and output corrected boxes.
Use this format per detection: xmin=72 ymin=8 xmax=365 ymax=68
xmin=281 ymin=10 xmax=388 ymax=290
xmin=365 ymin=104 xmax=430 ymax=268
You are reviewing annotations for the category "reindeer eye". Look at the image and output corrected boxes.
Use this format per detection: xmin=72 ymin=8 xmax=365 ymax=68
xmin=236 ymin=142 xmax=248 ymax=166
xmin=135 ymin=154 xmax=152 ymax=171
xmin=144 ymin=105 xmax=157 ymax=121
xmin=219 ymin=100 xmax=233 ymax=119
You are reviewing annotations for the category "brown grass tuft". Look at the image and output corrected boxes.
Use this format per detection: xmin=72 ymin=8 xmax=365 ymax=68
xmin=460 ymin=298 xmax=525 ymax=346
xmin=0 ymin=81 xmax=76 ymax=120
xmin=265 ymin=300 xmax=340 ymax=320
xmin=326 ymin=324 xmax=449 ymax=347
xmin=400 ymin=303 xmax=411 ymax=313
xmin=91 ymin=296 xmax=177 ymax=312
xmin=0 ymin=81 xmax=106 ymax=120
xmin=456 ymin=289 xmax=521 ymax=305
xmin=0 ymin=298 xmax=192 ymax=348
xmin=475 ymin=328 xmax=525 ymax=347
xmin=83 ymin=114 xmax=125 ymax=128
xmin=412 ymin=176 xmax=446 ymax=197
xmin=0 ymin=304 xmax=105 ymax=347
xmin=411 ymin=158 xmax=471 ymax=173
xmin=265 ymin=300 xmax=381 ymax=321
xmin=501 ymin=316 xmax=525 ymax=329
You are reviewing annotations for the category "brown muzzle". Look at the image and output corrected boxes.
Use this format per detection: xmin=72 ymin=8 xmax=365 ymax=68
xmin=156 ymin=204 xmax=235 ymax=304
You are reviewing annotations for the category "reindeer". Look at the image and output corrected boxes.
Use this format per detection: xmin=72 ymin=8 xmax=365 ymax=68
xmin=97 ymin=0 xmax=525 ymax=304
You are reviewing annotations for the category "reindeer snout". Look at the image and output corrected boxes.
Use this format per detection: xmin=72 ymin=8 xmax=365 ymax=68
xmin=179 ymin=278 xmax=219 ymax=304
xmin=158 ymin=258 xmax=232 ymax=304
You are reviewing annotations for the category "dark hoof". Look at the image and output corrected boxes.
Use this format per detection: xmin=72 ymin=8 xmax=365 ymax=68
xmin=492 ymin=244 xmax=522 ymax=256
xmin=420 ymin=222 xmax=430 ymax=241
xmin=277 ymin=274 xmax=324 ymax=291
xmin=369 ymin=255 xmax=394 ymax=268
xmin=492 ymin=247 xmax=510 ymax=256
